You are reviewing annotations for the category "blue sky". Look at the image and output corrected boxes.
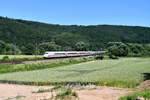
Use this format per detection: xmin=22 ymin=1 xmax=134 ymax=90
xmin=0 ymin=0 xmax=150 ymax=26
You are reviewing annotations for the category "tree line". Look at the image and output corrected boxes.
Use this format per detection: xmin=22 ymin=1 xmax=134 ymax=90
xmin=1 ymin=40 xmax=150 ymax=57
xmin=0 ymin=40 xmax=90 ymax=55
xmin=0 ymin=16 xmax=150 ymax=55
xmin=107 ymin=42 xmax=150 ymax=57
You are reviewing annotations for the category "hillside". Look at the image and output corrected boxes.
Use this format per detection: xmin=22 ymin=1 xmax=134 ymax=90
xmin=0 ymin=16 xmax=150 ymax=52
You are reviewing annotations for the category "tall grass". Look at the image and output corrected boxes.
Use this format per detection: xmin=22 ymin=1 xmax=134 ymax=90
xmin=119 ymin=89 xmax=150 ymax=100
xmin=96 ymin=79 xmax=140 ymax=88
xmin=33 ymin=85 xmax=79 ymax=100
xmin=51 ymin=86 xmax=79 ymax=100
xmin=0 ymin=56 xmax=43 ymax=63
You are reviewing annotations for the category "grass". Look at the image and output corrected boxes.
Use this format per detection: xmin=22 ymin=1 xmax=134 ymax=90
xmin=33 ymin=86 xmax=79 ymax=100
xmin=0 ymin=57 xmax=150 ymax=88
xmin=32 ymin=88 xmax=52 ymax=93
xmin=0 ymin=57 xmax=94 ymax=74
xmin=51 ymin=86 xmax=79 ymax=100
xmin=0 ymin=55 xmax=43 ymax=62
xmin=0 ymin=55 xmax=42 ymax=59
xmin=55 ymin=88 xmax=78 ymax=100
xmin=5 ymin=95 xmax=25 ymax=100
xmin=119 ymin=89 xmax=150 ymax=100
xmin=33 ymin=86 xmax=64 ymax=93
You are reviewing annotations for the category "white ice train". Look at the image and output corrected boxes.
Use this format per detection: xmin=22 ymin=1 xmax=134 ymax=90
xmin=43 ymin=51 xmax=106 ymax=58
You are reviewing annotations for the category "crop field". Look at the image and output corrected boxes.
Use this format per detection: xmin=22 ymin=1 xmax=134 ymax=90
xmin=0 ymin=57 xmax=150 ymax=88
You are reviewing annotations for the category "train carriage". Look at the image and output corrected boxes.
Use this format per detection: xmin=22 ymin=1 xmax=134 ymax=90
xmin=43 ymin=51 xmax=106 ymax=58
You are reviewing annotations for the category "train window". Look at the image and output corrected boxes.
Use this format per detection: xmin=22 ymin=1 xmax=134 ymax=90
xmin=54 ymin=53 xmax=65 ymax=55
xmin=68 ymin=53 xmax=76 ymax=54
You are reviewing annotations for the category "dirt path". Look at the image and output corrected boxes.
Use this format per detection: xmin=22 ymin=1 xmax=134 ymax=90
xmin=137 ymin=80 xmax=150 ymax=89
xmin=0 ymin=84 xmax=133 ymax=100
xmin=77 ymin=87 xmax=133 ymax=100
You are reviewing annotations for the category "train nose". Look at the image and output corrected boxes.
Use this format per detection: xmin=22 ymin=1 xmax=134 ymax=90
xmin=43 ymin=54 xmax=48 ymax=58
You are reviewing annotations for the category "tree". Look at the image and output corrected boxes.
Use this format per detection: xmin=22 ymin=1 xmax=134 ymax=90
xmin=0 ymin=40 xmax=21 ymax=55
xmin=107 ymin=42 xmax=129 ymax=56
xmin=39 ymin=42 xmax=61 ymax=54
xmin=0 ymin=40 xmax=7 ymax=54
xmin=126 ymin=43 xmax=147 ymax=56
xmin=62 ymin=46 xmax=73 ymax=51
xmin=21 ymin=44 xmax=35 ymax=55
xmin=75 ymin=41 xmax=89 ymax=51
xmin=6 ymin=44 xmax=21 ymax=55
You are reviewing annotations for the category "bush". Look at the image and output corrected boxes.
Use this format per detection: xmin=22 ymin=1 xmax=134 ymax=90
xmin=107 ymin=42 xmax=129 ymax=57
xmin=95 ymin=55 xmax=104 ymax=60
xmin=1 ymin=56 xmax=10 ymax=62
xmin=55 ymin=87 xmax=78 ymax=100
xmin=109 ymin=54 xmax=119 ymax=59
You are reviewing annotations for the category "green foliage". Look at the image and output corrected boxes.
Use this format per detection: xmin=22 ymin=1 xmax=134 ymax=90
xmin=75 ymin=41 xmax=89 ymax=51
xmin=39 ymin=42 xmax=61 ymax=54
xmin=119 ymin=90 xmax=150 ymax=100
xmin=0 ymin=40 xmax=7 ymax=54
xmin=126 ymin=43 xmax=150 ymax=57
xmin=55 ymin=87 xmax=78 ymax=100
xmin=1 ymin=16 xmax=150 ymax=54
xmin=6 ymin=44 xmax=22 ymax=55
xmin=96 ymin=79 xmax=137 ymax=88
xmin=95 ymin=55 xmax=104 ymax=60
xmin=0 ymin=56 xmax=43 ymax=63
xmin=108 ymin=42 xmax=129 ymax=56
xmin=5 ymin=95 xmax=25 ymax=100
xmin=21 ymin=44 xmax=35 ymax=55
xmin=32 ymin=88 xmax=51 ymax=93
xmin=1 ymin=56 xmax=10 ymax=62
xmin=107 ymin=42 xmax=150 ymax=57
xmin=51 ymin=85 xmax=63 ymax=91
xmin=108 ymin=54 xmax=119 ymax=59
xmin=0 ymin=40 xmax=21 ymax=55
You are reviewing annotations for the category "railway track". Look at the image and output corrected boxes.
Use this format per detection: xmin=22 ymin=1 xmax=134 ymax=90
xmin=0 ymin=56 xmax=94 ymax=65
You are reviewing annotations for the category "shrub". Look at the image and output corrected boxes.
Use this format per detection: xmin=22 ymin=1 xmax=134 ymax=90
xmin=109 ymin=54 xmax=119 ymax=59
xmin=55 ymin=87 xmax=79 ymax=100
xmin=107 ymin=42 xmax=129 ymax=57
xmin=95 ymin=55 xmax=104 ymax=60
xmin=1 ymin=56 xmax=10 ymax=62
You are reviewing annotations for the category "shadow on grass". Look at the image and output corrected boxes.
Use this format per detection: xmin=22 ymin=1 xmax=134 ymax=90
xmin=143 ymin=73 xmax=150 ymax=80
xmin=0 ymin=80 xmax=96 ymax=86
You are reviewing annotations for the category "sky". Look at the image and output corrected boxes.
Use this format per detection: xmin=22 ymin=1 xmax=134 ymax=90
xmin=0 ymin=0 xmax=150 ymax=26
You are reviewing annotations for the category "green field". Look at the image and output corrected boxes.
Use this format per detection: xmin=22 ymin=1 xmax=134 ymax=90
xmin=0 ymin=57 xmax=150 ymax=87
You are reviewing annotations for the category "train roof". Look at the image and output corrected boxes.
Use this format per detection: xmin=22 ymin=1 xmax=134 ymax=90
xmin=45 ymin=51 xmax=107 ymax=53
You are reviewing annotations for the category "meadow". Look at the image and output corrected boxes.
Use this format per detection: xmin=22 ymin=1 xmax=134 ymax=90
xmin=0 ymin=57 xmax=149 ymax=88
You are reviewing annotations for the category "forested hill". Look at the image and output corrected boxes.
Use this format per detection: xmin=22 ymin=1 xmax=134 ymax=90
xmin=0 ymin=16 xmax=150 ymax=51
